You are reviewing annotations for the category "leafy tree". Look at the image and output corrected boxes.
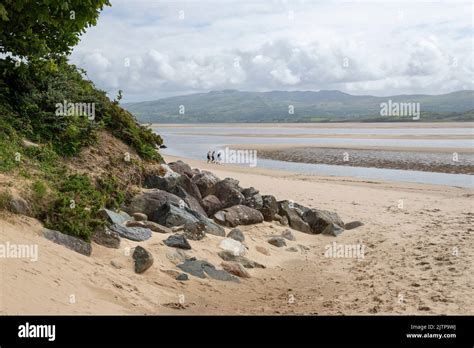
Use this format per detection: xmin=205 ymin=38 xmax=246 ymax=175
xmin=0 ymin=0 xmax=110 ymax=59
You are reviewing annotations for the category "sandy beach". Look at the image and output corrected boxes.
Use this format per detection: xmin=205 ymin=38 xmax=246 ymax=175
xmin=1 ymin=154 xmax=472 ymax=315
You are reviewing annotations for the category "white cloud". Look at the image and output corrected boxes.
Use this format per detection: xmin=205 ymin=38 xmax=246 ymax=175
xmin=70 ymin=0 xmax=474 ymax=102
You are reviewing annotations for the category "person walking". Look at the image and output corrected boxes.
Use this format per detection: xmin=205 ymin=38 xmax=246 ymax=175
xmin=211 ymin=151 xmax=215 ymax=163
xmin=217 ymin=152 xmax=222 ymax=164
xmin=207 ymin=151 xmax=211 ymax=163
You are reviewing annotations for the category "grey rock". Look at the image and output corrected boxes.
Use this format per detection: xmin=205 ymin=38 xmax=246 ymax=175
xmin=183 ymin=221 xmax=207 ymax=241
xmin=227 ymin=228 xmax=245 ymax=242
xmin=168 ymin=160 xmax=194 ymax=178
xmin=109 ymin=223 xmax=152 ymax=242
xmin=267 ymin=236 xmax=287 ymax=247
xmin=133 ymin=246 xmax=154 ymax=274
xmin=191 ymin=171 xmax=220 ymax=197
xmin=182 ymin=192 xmax=207 ymax=217
xmin=133 ymin=212 xmax=148 ymax=221
xmin=201 ymin=195 xmax=222 ymax=216
xmin=322 ymin=223 xmax=345 ymax=236
xmin=143 ymin=170 xmax=181 ymax=192
xmin=124 ymin=189 xmax=184 ymax=219
xmin=9 ymin=196 xmax=32 ymax=216
xmin=213 ymin=205 xmax=264 ymax=227
xmin=221 ymin=261 xmax=251 ymax=278
xmin=278 ymin=200 xmax=311 ymax=233
xmin=163 ymin=234 xmax=192 ymax=250
xmin=144 ymin=221 xmax=172 ymax=234
xmin=302 ymin=209 xmax=344 ymax=234
xmin=176 ymin=273 xmax=189 ymax=281
xmin=177 ymin=259 xmax=239 ymax=282
xmin=281 ymin=229 xmax=296 ymax=241
xmin=153 ymin=202 xmax=225 ymax=236
xmin=279 ymin=215 xmax=289 ymax=226
xmin=98 ymin=208 xmax=130 ymax=225
xmin=344 ymin=221 xmax=364 ymax=230
xmin=92 ymin=227 xmax=120 ymax=249
xmin=244 ymin=193 xmax=263 ymax=210
xmin=177 ymin=174 xmax=202 ymax=201
xmin=261 ymin=195 xmax=279 ymax=221
xmin=43 ymin=228 xmax=92 ymax=256
xmin=217 ymin=250 xmax=265 ymax=269
xmin=214 ymin=178 xmax=245 ymax=209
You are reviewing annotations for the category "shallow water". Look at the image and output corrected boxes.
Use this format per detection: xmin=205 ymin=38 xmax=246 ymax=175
xmin=153 ymin=125 xmax=474 ymax=188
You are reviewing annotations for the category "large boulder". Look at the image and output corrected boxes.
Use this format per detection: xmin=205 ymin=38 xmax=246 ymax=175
xmin=213 ymin=205 xmax=264 ymax=227
xmin=260 ymin=195 xmax=279 ymax=221
xmin=183 ymin=221 xmax=206 ymax=241
xmin=92 ymin=226 xmax=121 ymax=249
xmin=168 ymin=160 xmax=194 ymax=178
xmin=177 ymin=175 xmax=202 ymax=201
xmin=201 ymin=195 xmax=222 ymax=216
xmin=191 ymin=171 xmax=220 ymax=197
xmin=181 ymin=192 xmax=207 ymax=217
xmin=242 ymin=187 xmax=263 ymax=210
xmin=109 ymin=224 xmax=152 ymax=242
xmin=98 ymin=208 xmax=132 ymax=225
xmin=133 ymin=246 xmax=154 ymax=274
xmin=143 ymin=167 xmax=181 ymax=192
xmin=43 ymin=229 xmax=92 ymax=256
xmin=301 ymin=209 xmax=344 ymax=234
xmin=214 ymin=178 xmax=245 ymax=209
xmin=123 ymin=189 xmax=185 ymax=219
xmin=219 ymin=238 xmax=246 ymax=256
xmin=152 ymin=202 xmax=225 ymax=236
xmin=278 ymin=200 xmax=311 ymax=233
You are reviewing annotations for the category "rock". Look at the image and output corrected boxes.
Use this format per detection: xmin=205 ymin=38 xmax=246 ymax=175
xmin=227 ymin=228 xmax=245 ymax=242
xmin=183 ymin=221 xmax=207 ymax=241
xmin=143 ymin=221 xmax=172 ymax=234
xmin=43 ymin=228 xmax=92 ymax=256
xmin=321 ymin=223 xmax=345 ymax=237
xmin=163 ymin=234 xmax=192 ymax=250
xmin=221 ymin=261 xmax=251 ymax=278
xmin=152 ymin=202 xmax=225 ymax=237
xmin=168 ymin=160 xmax=194 ymax=178
xmin=281 ymin=229 xmax=296 ymax=241
xmin=286 ymin=247 xmax=299 ymax=252
xmin=124 ymin=189 xmax=184 ymax=219
xmin=165 ymin=249 xmax=189 ymax=265
xmin=9 ymin=196 xmax=32 ymax=216
xmin=177 ymin=259 xmax=239 ymax=282
xmin=213 ymin=205 xmax=264 ymax=227
xmin=177 ymin=174 xmax=202 ymax=201
xmin=217 ymin=250 xmax=265 ymax=269
xmin=344 ymin=221 xmax=364 ymax=230
xmin=161 ymin=268 xmax=181 ymax=278
xmin=110 ymin=260 xmax=123 ymax=269
xmin=132 ymin=246 xmax=154 ymax=274
xmin=241 ymin=187 xmax=259 ymax=197
xmin=219 ymin=238 xmax=246 ymax=256
xmin=125 ymin=220 xmax=146 ymax=228
xmin=201 ymin=195 xmax=222 ymax=216
xmin=109 ymin=223 xmax=152 ymax=242
xmin=244 ymin=193 xmax=263 ymax=210
xmin=176 ymin=273 xmax=189 ymax=281
xmin=214 ymin=178 xmax=245 ymax=209
xmin=191 ymin=171 xmax=220 ymax=197
xmin=92 ymin=226 xmax=120 ymax=249
xmin=279 ymin=215 xmax=289 ymax=226
xmin=261 ymin=195 xmax=279 ymax=221
xmin=278 ymin=201 xmax=311 ymax=233
xmin=182 ymin=192 xmax=207 ymax=217
xmin=302 ymin=209 xmax=344 ymax=234
xmin=98 ymin=208 xmax=131 ymax=225
xmin=143 ymin=167 xmax=181 ymax=191
xmin=133 ymin=212 xmax=148 ymax=221
xmin=171 ymin=225 xmax=184 ymax=232
xmin=267 ymin=236 xmax=287 ymax=247
xmin=255 ymin=245 xmax=271 ymax=256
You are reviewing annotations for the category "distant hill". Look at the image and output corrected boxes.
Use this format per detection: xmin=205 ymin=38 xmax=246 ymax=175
xmin=122 ymin=90 xmax=474 ymax=123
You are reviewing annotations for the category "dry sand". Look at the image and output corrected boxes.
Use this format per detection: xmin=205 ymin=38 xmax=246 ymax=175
xmin=1 ymin=155 xmax=473 ymax=315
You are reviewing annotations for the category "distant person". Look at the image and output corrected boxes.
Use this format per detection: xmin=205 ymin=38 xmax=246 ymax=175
xmin=211 ymin=151 xmax=215 ymax=163
xmin=207 ymin=151 xmax=211 ymax=163
xmin=217 ymin=152 xmax=222 ymax=164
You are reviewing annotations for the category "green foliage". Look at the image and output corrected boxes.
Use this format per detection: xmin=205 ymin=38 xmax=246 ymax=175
xmin=0 ymin=0 xmax=110 ymax=59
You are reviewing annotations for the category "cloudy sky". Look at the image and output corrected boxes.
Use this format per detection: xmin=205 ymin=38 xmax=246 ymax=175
xmin=70 ymin=0 xmax=473 ymax=103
